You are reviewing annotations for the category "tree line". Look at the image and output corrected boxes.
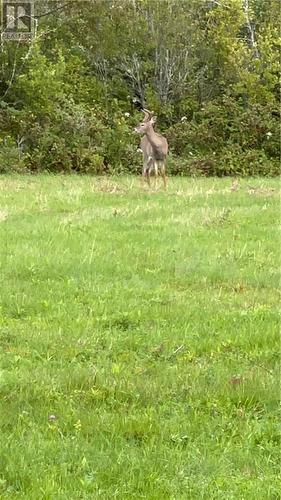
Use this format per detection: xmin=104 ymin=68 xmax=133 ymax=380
xmin=0 ymin=0 xmax=279 ymax=176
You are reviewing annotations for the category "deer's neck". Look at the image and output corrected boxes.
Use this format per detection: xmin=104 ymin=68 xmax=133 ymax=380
xmin=145 ymin=125 xmax=161 ymax=148
xmin=145 ymin=124 xmax=157 ymax=141
xmin=143 ymin=123 xmax=168 ymax=160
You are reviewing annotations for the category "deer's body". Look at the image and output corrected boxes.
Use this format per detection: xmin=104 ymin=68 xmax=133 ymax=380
xmin=135 ymin=110 xmax=168 ymax=189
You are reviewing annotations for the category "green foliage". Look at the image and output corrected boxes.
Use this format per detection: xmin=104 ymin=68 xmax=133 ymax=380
xmin=0 ymin=0 xmax=279 ymax=175
xmin=167 ymin=93 xmax=280 ymax=176
xmin=0 ymin=136 xmax=27 ymax=173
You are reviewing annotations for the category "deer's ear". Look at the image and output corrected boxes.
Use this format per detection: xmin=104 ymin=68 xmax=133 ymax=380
xmin=151 ymin=115 xmax=157 ymax=124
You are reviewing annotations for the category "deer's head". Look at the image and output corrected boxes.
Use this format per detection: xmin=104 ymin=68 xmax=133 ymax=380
xmin=134 ymin=109 xmax=157 ymax=134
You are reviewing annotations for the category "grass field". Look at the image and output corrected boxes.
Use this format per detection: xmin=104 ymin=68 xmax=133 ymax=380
xmin=0 ymin=175 xmax=280 ymax=499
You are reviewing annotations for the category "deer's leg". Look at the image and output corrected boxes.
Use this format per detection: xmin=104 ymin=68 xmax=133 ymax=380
xmin=146 ymin=168 xmax=151 ymax=187
xmin=142 ymin=155 xmax=146 ymax=183
xmin=142 ymin=163 xmax=147 ymax=187
xmin=142 ymin=155 xmax=151 ymax=188
xmin=145 ymin=156 xmax=154 ymax=189
xmin=154 ymin=162 xmax=158 ymax=190
xmin=159 ymin=161 xmax=167 ymax=189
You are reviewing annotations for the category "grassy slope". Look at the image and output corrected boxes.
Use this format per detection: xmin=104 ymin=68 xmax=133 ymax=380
xmin=0 ymin=175 xmax=280 ymax=499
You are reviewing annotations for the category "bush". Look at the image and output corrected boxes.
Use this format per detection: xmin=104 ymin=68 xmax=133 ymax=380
xmin=0 ymin=136 xmax=27 ymax=173
xmin=167 ymin=147 xmax=279 ymax=178
xmin=217 ymin=146 xmax=279 ymax=177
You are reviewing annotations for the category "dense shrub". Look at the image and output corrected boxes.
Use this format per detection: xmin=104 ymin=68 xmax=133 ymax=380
xmin=0 ymin=136 xmax=27 ymax=173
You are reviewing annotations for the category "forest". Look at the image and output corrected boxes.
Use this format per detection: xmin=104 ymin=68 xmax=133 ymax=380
xmin=0 ymin=0 xmax=280 ymax=176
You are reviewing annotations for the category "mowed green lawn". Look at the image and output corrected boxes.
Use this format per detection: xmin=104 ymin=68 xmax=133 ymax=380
xmin=0 ymin=175 xmax=280 ymax=499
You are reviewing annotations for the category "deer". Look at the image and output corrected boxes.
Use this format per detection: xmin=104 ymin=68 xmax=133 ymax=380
xmin=135 ymin=109 xmax=168 ymax=189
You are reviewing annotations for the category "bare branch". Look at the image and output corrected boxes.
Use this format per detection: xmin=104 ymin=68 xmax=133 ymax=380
xmin=1 ymin=47 xmax=19 ymax=100
xmin=243 ymin=0 xmax=259 ymax=58
xmin=35 ymin=1 xmax=75 ymax=19
xmin=154 ymin=47 xmax=190 ymax=103
xmin=119 ymin=54 xmax=146 ymax=105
